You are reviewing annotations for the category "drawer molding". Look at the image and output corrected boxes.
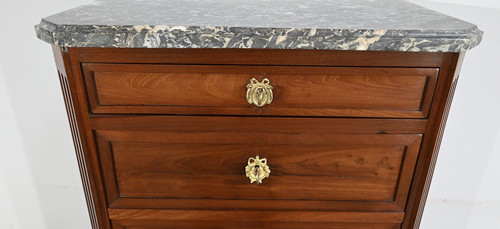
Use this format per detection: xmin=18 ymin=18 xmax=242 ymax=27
xmin=83 ymin=64 xmax=438 ymax=118
xmin=93 ymin=116 xmax=422 ymax=212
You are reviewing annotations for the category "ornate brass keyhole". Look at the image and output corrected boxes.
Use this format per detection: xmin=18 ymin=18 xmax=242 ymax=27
xmin=245 ymin=156 xmax=271 ymax=184
xmin=246 ymin=78 xmax=273 ymax=108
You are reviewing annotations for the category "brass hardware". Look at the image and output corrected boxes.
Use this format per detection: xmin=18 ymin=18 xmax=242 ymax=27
xmin=246 ymin=78 xmax=273 ymax=108
xmin=245 ymin=156 xmax=271 ymax=184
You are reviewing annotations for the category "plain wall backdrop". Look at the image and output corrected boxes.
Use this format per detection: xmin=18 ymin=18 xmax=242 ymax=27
xmin=0 ymin=0 xmax=498 ymax=228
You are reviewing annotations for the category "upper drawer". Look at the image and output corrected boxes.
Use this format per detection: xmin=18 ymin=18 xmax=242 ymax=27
xmin=83 ymin=64 xmax=438 ymax=118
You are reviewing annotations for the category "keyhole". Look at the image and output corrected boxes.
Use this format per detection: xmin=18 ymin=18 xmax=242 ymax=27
xmin=254 ymin=165 xmax=260 ymax=180
xmin=256 ymin=88 xmax=264 ymax=103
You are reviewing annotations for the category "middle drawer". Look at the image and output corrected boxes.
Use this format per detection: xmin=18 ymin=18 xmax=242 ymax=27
xmin=91 ymin=116 xmax=425 ymax=211
xmin=83 ymin=64 xmax=438 ymax=118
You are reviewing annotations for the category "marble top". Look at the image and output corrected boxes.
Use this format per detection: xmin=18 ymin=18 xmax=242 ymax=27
xmin=35 ymin=0 xmax=483 ymax=52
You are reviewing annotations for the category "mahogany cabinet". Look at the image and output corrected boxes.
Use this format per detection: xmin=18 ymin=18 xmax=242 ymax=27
xmin=51 ymin=47 xmax=464 ymax=228
xmin=36 ymin=0 xmax=483 ymax=227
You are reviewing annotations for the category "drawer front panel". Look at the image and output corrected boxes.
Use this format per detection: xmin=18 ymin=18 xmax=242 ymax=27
xmin=112 ymin=221 xmax=401 ymax=229
xmin=110 ymin=141 xmax=405 ymax=201
xmin=109 ymin=209 xmax=403 ymax=229
xmin=83 ymin=64 xmax=438 ymax=117
xmin=94 ymin=116 xmax=421 ymax=211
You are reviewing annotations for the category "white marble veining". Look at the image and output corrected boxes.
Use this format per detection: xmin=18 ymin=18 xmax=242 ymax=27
xmin=35 ymin=0 xmax=483 ymax=52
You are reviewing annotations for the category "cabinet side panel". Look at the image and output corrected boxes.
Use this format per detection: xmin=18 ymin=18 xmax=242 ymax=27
xmin=52 ymin=46 xmax=110 ymax=229
xmin=402 ymin=53 xmax=465 ymax=229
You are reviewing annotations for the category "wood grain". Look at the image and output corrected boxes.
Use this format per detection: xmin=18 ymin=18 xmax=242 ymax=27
xmin=90 ymin=116 xmax=428 ymax=134
xmin=113 ymin=143 xmax=404 ymax=178
xmin=53 ymin=46 xmax=108 ymax=228
xmin=47 ymin=47 xmax=465 ymax=229
xmin=94 ymin=115 xmax=422 ymax=210
xmin=83 ymin=64 xmax=438 ymax=118
xmin=402 ymin=53 xmax=464 ymax=228
xmin=109 ymin=198 xmax=404 ymax=212
xmin=74 ymin=48 xmax=445 ymax=67
xmin=108 ymin=209 xmax=404 ymax=223
xmin=112 ymin=221 xmax=401 ymax=229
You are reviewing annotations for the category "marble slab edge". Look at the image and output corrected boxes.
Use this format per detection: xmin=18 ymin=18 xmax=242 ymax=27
xmin=35 ymin=19 xmax=483 ymax=52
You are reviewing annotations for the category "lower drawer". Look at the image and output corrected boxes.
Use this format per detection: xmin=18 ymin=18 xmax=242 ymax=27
xmin=109 ymin=209 xmax=402 ymax=229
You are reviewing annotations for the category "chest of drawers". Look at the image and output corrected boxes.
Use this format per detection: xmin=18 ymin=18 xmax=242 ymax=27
xmin=50 ymin=47 xmax=461 ymax=229
xmin=36 ymin=0 xmax=482 ymax=228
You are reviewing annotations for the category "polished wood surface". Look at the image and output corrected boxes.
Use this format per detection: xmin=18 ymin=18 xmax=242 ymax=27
xmin=90 ymin=116 xmax=428 ymax=134
xmin=51 ymin=46 xmax=463 ymax=228
xmin=108 ymin=209 xmax=404 ymax=229
xmin=112 ymin=220 xmax=401 ymax=229
xmin=83 ymin=64 xmax=437 ymax=117
xmin=109 ymin=198 xmax=404 ymax=212
xmin=402 ymin=53 xmax=465 ymax=228
xmin=108 ymin=209 xmax=404 ymax=222
xmin=74 ymin=48 xmax=445 ymax=67
xmin=52 ymin=47 xmax=104 ymax=228
xmin=93 ymin=116 xmax=421 ymax=207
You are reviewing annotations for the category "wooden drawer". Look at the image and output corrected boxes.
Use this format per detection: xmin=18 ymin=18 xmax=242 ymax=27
xmin=92 ymin=116 xmax=425 ymax=215
xmin=83 ymin=64 xmax=438 ymax=118
xmin=109 ymin=209 xmax=402 ymax=229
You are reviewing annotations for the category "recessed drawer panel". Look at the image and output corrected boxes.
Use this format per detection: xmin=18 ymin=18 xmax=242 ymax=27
xmin=93 ymin=116 xmax=422 ymax=212
xmin=109 ymin=209 xmax=403 ymax=229
xmin=83 ymin=64 xmax=438 ymax=118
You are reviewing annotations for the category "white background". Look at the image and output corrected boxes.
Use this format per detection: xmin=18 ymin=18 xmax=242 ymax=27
xmin=0 ymin=0 xmax=498 ymax=228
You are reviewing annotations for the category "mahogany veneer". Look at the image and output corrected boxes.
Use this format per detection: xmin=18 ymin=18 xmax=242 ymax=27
xmin=52 ymin=47 xmax=463 ymax=229
xmin=83 ymin=64 xmax=438 ymax=118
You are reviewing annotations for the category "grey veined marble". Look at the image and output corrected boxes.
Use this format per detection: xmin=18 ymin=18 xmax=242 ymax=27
xmin=35 ymin=0 xmax=483 ymax=52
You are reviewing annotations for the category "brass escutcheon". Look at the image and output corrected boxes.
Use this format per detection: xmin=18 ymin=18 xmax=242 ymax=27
xmin=245 ymin=156 xmax=271 ymax=184
xmin=246 ymin=78 xmax=273 ymax=108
